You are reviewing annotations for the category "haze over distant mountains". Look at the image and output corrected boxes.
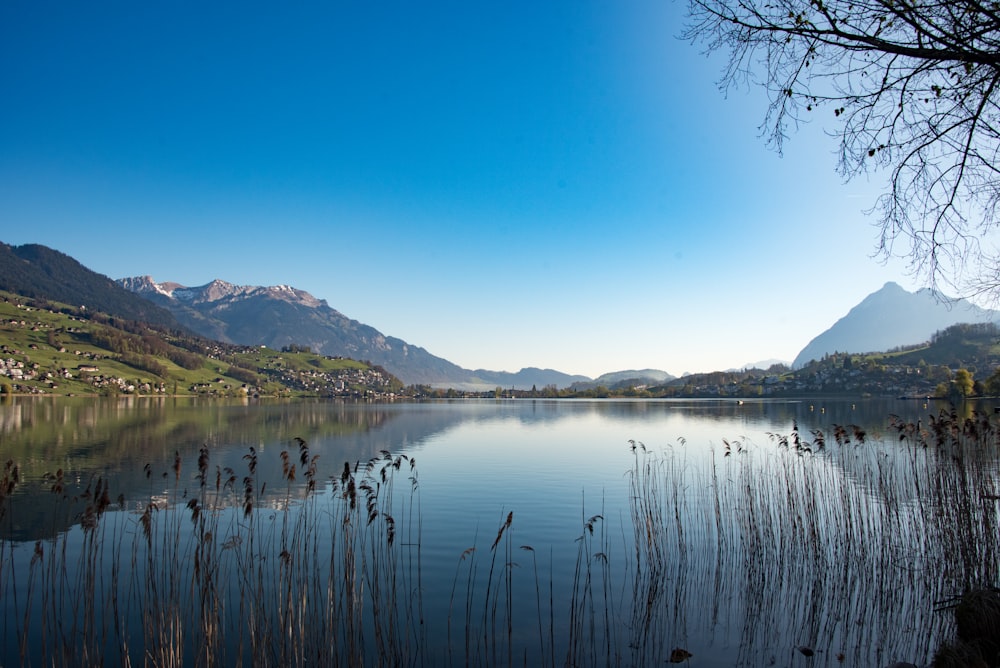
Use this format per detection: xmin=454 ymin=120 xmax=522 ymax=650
xmin=792 ymin=281 xmax=1000 ymax=368
xmin=122 ymin=275 xmax=996 ymax=387
xmin=3 ymin=242 xmax=998 ymax=388
xmin=116 ymin=276 xmax=1000 ymax=384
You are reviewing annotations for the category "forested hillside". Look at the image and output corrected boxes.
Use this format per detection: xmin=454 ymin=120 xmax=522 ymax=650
xmin=0 ymin=243 xmax=180 ymax=329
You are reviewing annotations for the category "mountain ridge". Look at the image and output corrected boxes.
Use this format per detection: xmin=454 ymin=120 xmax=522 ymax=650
xmin=119 ymin=275 xmax=594 ymax=388
xmin=0 ymin=244 xmax=182 ymax=329
xmin=118 ymin=276 xmax=327 ymax=308
xmin=9 ymin=242 xmax=996 ymax=388
xmin=791 ymin=281 xmax=1000 ymax=368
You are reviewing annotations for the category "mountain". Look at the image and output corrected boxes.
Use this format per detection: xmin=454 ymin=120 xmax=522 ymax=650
xmin=730 ymin=359 xmax=790 ymax=372
xmin=118 ymin=276 xmax=469 ymax=385
xmin=792 ymin=282 xmax=1000 ymax=368
xmin=469 ymin=367 xmax=592 ymax=390
xmin=119 ymin=276 xmax=591 ymax=388
xmin=0 ymin=243 xmax=181 ymax=329
xmin=565 ymin=369 xmax=675 ymax=392
xmin=593 ymin=369 xmax=675 ymax=386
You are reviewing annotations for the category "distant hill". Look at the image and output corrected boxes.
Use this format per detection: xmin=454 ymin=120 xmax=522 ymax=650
xmin=792 ymin=282 xmax=1000 ymax=368
xmin=593 ymin=369 xmax=675 ymax=385
xmin=889 ymin=322 xmax=1000 ymax=371
xmin=119 ymin=275 xmax=591 ymax=388
xmin=0 ymin=243 xmax=181 ymax=329
xmin=565 ymin=370 xmax=675 ymax=392
xmin=469 ymin=367 xmax=592 ymax=390
xmin=729 ymin=359 xmax=790 ymax=372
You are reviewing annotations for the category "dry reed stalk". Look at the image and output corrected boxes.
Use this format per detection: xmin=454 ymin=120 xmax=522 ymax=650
xmin=2 ymin=409 xmax=998 ymax=667
xmin=622 ymin=412 xmax=1000 ymax=666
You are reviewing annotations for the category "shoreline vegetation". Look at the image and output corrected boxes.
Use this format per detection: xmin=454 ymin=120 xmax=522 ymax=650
xmin=1 ymin=409 xmax=998 ymax=666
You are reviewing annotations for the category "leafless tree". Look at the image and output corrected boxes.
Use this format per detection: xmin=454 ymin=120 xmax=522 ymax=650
xmin=685 ymin=0 xmax=1000 ymax=298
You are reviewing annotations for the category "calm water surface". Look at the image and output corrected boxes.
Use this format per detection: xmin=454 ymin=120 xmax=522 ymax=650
xmin=1 ymin=396 xmax=996 ymax=666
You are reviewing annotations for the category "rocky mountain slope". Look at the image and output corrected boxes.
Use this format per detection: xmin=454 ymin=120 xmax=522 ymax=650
xmin=792 ymin=282 xmax=1000 ymax=368
xmin=119 ymin=276 xmax=591 ymax=388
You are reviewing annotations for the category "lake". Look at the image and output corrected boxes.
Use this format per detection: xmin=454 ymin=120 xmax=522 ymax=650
xmin=1 ymin=396 xmax=998 ymax=666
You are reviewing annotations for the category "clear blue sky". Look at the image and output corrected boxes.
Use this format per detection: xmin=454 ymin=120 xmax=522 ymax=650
xmin=1 ymin=1 xmax=916 ymax=378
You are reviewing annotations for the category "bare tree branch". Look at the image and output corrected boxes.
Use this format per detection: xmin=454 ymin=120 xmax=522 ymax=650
xmin=685 ymin=0 xmax=1000 ymax=296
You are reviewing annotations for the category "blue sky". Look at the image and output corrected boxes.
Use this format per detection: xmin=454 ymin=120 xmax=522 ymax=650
xmin=1 ymin=1 xmax=916 ymax=378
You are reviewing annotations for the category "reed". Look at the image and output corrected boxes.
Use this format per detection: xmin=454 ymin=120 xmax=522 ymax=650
xmin=4 ymin=442 xmax=424 ymax=667
xmin=2 ymin=407 xmax=998 ymax=666
xmin=624 ymin=410 xmax=1000 ymax=665
xmin=564 ymin=501 xmax=619 ymax=667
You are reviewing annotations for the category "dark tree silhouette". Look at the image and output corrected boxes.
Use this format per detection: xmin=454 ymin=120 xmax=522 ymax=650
xmin=685 ymin=0 xmax=1000 ymax=297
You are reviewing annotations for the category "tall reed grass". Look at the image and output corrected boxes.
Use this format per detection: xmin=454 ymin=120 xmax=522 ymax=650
xmin=2 ymin=442 xmax=422 ymax=666
xmin=1 ymin=408 xmax=997 ymax=666
xmin=626 ymin=410 xmax=1000 ymax=666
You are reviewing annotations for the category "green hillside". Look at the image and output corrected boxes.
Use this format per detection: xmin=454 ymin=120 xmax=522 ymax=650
xmin=0 ymin=291 xmax=404 ymax=398
xmin=880 ymin=323 xmax=1000 ymax=368
xmin=645 ymin=322 xmax=1000 ymax=399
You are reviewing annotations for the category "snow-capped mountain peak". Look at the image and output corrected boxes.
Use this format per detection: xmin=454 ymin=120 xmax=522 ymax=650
xmin=118 ymin=276 xmax=326 ymax=308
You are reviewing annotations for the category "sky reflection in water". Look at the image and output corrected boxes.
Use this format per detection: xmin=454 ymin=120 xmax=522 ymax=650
xmin=1 ymin=396 xmax=995 ymax=666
